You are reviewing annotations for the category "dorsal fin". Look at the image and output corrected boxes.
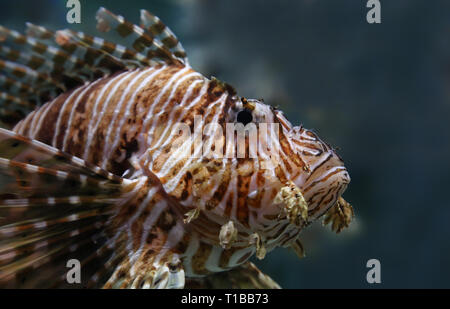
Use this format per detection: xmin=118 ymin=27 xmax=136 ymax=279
xmin=55 ymin=29 xmax=155 ymax=69
xmin=26 ymin=23 xmax=127 ymax=75
xmin=96 ymin=7 xmax=187 ymax=66
xmin=0 ymin=8 xmax=190 ymax=127
xmin=139 ymin=10 xmax=188 ymax=62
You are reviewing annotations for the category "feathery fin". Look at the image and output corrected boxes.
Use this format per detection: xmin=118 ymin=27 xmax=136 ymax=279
xmin=140 ymin=10 xmax=188 ymax=62
xmin=101 ymin=252 xmax=185 ymax=289
xmin=58 ymin=29 xmax=154 ymax=69
xmin=0 ymin=8 xmax=190 ymax=126
xmin=96 ymin=7 xmax=185 ymax=66
xmin=0 ymin=128 xmax=125 ymax=287
xmin=0 ymin=128 xmax=187 ymax=288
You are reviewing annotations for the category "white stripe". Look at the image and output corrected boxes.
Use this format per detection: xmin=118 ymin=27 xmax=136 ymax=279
xmin=17 ymin=111 xmax=34 ymax=135
xmin=3 ymin=198 xmax=28 ymax=206
xmin=121 ymin=181 xmax=157 ymax=251
xmin=160 ymin=93 xmax=227 ymax=193
xmin=69 ymin=196 xmax=81 ymax=204
xmin=141 ymin=67 xmax=191 ymax=134
xmin=67 ymin=214 xmax=79 ymax=221
xmin=102 ymin=66 xmax=167 ymax=167
xmin=28 ymin=101 xmax=46 ymax=138
xmin=52 ymin=84 xmax=87 ymax=147
xmin=145 ymin=77 xmax=203 ymax=161
xmin=34 ymin=221 xmax=47 ymax=229
xmin=62 ymin=78 xmax=104 ymax=151
xmin=154 ymin=221 xmax=185 ymax=265
xmin=83 ymin=70 xmax=135 ymax=160
xmin=25 ymin=164 xmax=39 ymax=173
xmin=56 ymin=170 xmax=68 ymax=179
xmin=131 ymin=200 xmax=167 ymax=263
xmin=31 ymin=98 xmax=55 ymax=138
xmin=100 ymin=67 xmax=156 ymax=168
xmin=130 ymin=200 xmax=168 ymax=275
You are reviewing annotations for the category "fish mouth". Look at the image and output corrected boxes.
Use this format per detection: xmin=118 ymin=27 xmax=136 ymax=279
xmin=289 ymin=127 xmax=351 ymax=221
xmin=299 ymin=164 xmax=350 ymax=221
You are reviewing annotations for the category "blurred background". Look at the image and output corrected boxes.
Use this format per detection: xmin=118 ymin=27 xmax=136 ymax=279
xmin=1 ymin=0 xmax=450 ymax=288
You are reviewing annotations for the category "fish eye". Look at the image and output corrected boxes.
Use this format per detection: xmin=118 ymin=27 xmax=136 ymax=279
xmin=237 ymin=109 xmax=253 ymax=125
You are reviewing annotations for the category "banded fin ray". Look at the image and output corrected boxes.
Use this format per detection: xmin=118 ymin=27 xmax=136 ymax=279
xmin=96 ymin=7 xmax=186 ymax=66
xmin=0 ymin=8 xmax=190 ymax=127
xmin=0 ymin=128 xmax=188 ymax=288
xmin=0 ymin=74 xmax=34 ymax=97
xmin=26 ymin=23 xmax=127 ymax=77
xmin=140 ymin=9 xmax=188 ymax=62
xmin=0 ymin=41 xmax=85 ymax=86
xmin=0 ymin=128 xmax=124 ymax=181
xmin=0 ymin=128 xmax=127 ymax=287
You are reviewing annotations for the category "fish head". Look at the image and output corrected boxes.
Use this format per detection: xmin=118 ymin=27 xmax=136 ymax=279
xmin=214 ymin=97 xmax=351 ymax=245
xmin=158 ymin=93 xmax=351 ymax=252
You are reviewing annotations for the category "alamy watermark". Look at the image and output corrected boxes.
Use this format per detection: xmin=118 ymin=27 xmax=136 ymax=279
xmin=166 ymin=116 xmax=281 ymax=169
xmin=66 ymin=0 xmax=81 ymax=24
xmin=65 ymin=1 xmax=380 ymax=26
xmin=366 ymin=258 xmax=381 ymax=284
xmin=366 ymin=0 xmax=381 ymax=24
xmin=66 ymin=258 xmax=81 ymax=284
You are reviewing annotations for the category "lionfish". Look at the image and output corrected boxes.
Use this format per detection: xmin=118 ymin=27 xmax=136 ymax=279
xmin=0 ymin=8 xmax=353 ymax=288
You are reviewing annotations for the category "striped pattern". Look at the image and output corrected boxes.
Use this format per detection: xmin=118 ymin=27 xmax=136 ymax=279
xmin=0 ymin=7 xmax=351 ymax=288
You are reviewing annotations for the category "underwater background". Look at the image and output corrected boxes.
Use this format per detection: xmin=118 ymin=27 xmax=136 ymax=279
xmin=1 ymin=0 xmax=450 ymax=288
